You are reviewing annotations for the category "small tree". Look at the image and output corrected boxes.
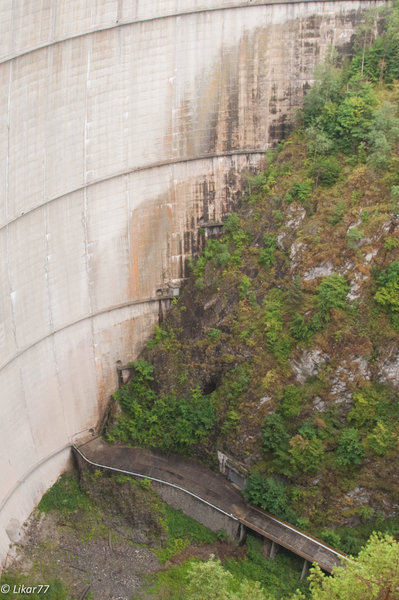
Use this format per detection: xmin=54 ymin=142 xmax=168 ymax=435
xmin=292 ymin=533 xmax=399 ymax=600
xmin=336 ymin=428 xmax=364 ymax=467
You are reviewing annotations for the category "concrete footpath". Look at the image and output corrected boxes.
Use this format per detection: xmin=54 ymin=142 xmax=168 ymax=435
xmin=75 ymin=438 xmax=347 ymax=573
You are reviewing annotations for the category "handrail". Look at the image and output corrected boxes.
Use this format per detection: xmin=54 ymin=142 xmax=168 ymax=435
xmin=72 ymin=444 xmax=238 ymax=522
xmin=73 ymin=442 xmax=349 ymax=571
xmin=248 ymin=504 xmax=350 ymax=563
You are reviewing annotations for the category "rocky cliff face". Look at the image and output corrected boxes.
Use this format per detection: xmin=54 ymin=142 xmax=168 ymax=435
xmin=111 ymin=124 xmax=399 ymax=544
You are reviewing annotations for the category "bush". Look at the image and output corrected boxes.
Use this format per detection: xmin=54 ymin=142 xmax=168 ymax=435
xmin=288 ymin=435 xmax=325 ymax=475
xmin=113 ymin=381 xmax=216 ymax=453
xmin=314 ymin=274 xmax=349 ymax=325
xmin=263 ymin=290 xmax=291 ymax=362
xmin=38 ymin=473 xmax=91 ymax=514
xmin=348 ymin=386 xmax=380 ymax=427
xmin=290 ymin=180 xmax=313 ymax=204
xmin=239 ymin=275 xmax=252 ymax=299
xmin=279 ymin=385 xmax=302 ymax=419
xmin=259 ymin=234 xmax=277 ymax=268
xmin=311 ymin=155 xmax=341 ymax=186
xmin=336 ymin=428 xmax=364 ymax=467
xmin=366 ymin=421 xmax=396 ymax=456
xmin=347 ymin=227 xmax=364 ymax=249
xmin=262 ymin=414 xmax=289 ymax=453
xmin=290 ymin=314 xmax=310 ymax=341
xmin=328 ymin=200 xmax=346 ymax=225
xmin=374 ymin=261 xmax=399 ymax=327
xmin=320 ymin=529 xmax=342 ymax=548
xmin=243 ymin=472 xmax=290 ymax=519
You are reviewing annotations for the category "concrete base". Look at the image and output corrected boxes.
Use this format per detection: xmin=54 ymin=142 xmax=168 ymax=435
xmin=262 ymin=538 xmax=279 ymax=559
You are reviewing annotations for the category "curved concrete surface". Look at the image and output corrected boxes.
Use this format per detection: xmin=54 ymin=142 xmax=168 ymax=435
xmin=0 ymin=0 xmax=382 ymax=564
xmin=75 ymin=438 xmax=348 ymax=572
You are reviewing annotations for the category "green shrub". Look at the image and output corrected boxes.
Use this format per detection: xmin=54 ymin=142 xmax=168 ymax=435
xmin=311 ymin=155 xmax=341 ymax=186
xmin=208 ymin=328 xmax=222 ymax=342
xmin=262 ymin=414 xmax=289 ymax=453
xmin=348 ymin=386 xmax=380 ymax=427
xmin=315 ymin=274 xmax=349 ymax=322
xmin=147 ymin=325 xmax=170 ymax=349
xmin=243 ymin=472 xmax=290 ymax=519
xmin=336 ymin=428 xmax=364 ymax=467
xmin=384 ymin=236 xmax=399 ymax=251
xmin=290 ymin=180 xmax=313 ymax=203
xmin=239 ymin=275 xmax=252 ymax=299
xmin=320 ymin=529 xmax=342 ymax=548
xmin=272 ymin=209 xmax=284 ymax=227
xmin=328 ymin=200 xmax=346 ymax=225
xmin=259 ymin=235 xmax=277 ymax=269
xmin=289 ymin=314 xmax=310 ymax=341
xmin=288 ymin=435 xmax=325 ymax=475
xmin=374 ymin=261 xmax=399 ymax=327
xmin=279 ymin=385 xmax=302 ymax=419
xmin=366 ymin=421 xmax=396 ymax=456
xmin=113 ymin=383 xmax=216 ymax=453
xmin=347 ymin=227 xmax=364 ymax=249
xmin=262 ymin=290 xmax=291 ymax=362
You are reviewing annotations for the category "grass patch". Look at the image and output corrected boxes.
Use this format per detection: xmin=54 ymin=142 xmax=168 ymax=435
xmin=155 ymin=506 xmax=217 ymax=562
xmin=38 ymin=473 xmax=91 ymax=514
xmin=137 ymin=535 xmax=309 ymax=599
xmin=0 ymin=576 xmax=68 ymax=600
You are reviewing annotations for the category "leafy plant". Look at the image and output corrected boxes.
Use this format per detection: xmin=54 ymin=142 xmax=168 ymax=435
xmin=279 ymin=385 xmax=302 ymax=419
xmin=262 ymin=414 xmax=290 ymax=453
xmin=311 ymin=155 xmax=341 ymax=186
xmin=259 ymin=234 xmax=277 ymax=269
xmin=374 ymin=261 xmax=399 ymax=327
xmin=243 ymin=471 xmax=290 ymax=519
xmin=314 ymin=274 xmax=349 ymax=325
xmin=347 ymin=227 xmax=364 ymax=249
xmin=336 ymin=428 xmax=364 ymax=467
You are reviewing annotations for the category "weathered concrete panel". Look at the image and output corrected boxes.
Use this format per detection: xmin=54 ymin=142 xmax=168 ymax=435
xmin=46 ymin=191 xmax=90 ymax=331
xmin=0 ymin=0 xmax=383 ymax=566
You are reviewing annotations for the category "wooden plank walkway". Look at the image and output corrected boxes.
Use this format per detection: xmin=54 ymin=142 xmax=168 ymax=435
xmin=74 ymin=438 xmax=348 ymax=573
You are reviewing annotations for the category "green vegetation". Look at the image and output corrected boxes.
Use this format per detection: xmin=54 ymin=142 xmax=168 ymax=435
xmin=109 ymin=361 xmax=215 ymax=453
xmin=38 ymin=472 xmax=91 ymax=514
xmin=0 ymin=576 xmax=68 ymax=600
xmin=109 ymin=1 xmax=399 ymax=550
xmin=156 ymin=505 xmax=217 ymax=562
xmin=243 ymin=472 xmax=290 ymax=519
xmin=139 ymin=536 xmax=309 ymax=600
xmin=296 ymin=533 xmax=399 ymax=600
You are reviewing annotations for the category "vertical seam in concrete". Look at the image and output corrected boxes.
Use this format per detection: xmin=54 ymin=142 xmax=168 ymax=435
xmin=50 ymin=0 xmax=56 ymax=43
xmin=5 ymin=219 xmax=37 ymax=464
xmin=43 ymin=202 xmax=70 ymax=441
xmin=5 ymin=61 xmax=12 ymax=222
xmin=5 ymin=225 xmax=17 ymax=351
xmin=83 ymin=36 xmax=99 ymax=407
xmin=126 ymin=174 xmax=131 ymax=295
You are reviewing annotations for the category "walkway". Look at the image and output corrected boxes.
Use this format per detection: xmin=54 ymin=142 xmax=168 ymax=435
xmin=74 ymin=438 xmax=348 ymax=573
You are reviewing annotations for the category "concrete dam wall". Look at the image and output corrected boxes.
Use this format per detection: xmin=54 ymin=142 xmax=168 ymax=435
xmin=0 ymin=0 xmax=382 ymax=563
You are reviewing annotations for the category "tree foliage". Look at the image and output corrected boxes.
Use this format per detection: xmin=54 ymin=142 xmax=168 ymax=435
xmin=298 ymin=533 xmax=399 ymax=600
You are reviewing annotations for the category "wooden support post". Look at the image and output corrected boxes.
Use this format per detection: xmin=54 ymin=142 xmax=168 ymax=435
xmin=301 ymin=559 xmax=309 ymax=580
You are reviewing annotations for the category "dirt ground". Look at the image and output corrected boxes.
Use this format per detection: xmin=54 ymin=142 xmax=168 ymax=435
xmin=4 ymin=510 xmax=160 ymax=600
xmin=4 ymin=510 xmax=245 ymax=600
